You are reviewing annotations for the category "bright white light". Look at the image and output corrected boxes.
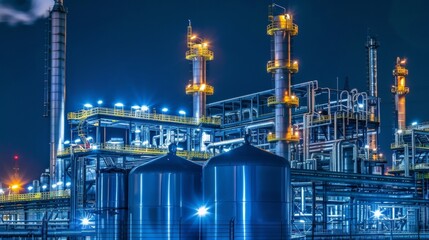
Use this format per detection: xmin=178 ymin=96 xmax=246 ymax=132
xmin=91 ymin=145 xmax=98 ymax=150
xmin=86 ymin=136 xmax=93 ymax=141
xmin=135 ymin=129 xmax=141 ymax=133
xmin=141 ymin=105 xmax=149 ymax=111
xmin=97 ymin=100 xmax=103 ymax=105
xmin=114 ymin=103 xmax=124 ymax=107
xmin=84 ymin=103 xmax=93 ymax=108
xmin=179 ymin=110 xmax=186 ymax=115
xmin=373 ymin=209 xmax=382 ymax=219
xmin=0 ymin=189 xmax=4 ymax=194
xmin=131 ymin=105 xmax=140 ymax=110
xmin=57 ymin=181 xmax=63 ymax=186
xmin=412 ymin=121 xmax=418 ymax=126
xmin=27 ymin=186 xmax=34 ymax=191
xmin=74 ymin=139 xmax=81 ymax=144
xmin=162 ymin=107 xmax=168 ymax=113
xmin=42 ymin=185 xmax=47 ymax=189
xmin=66 ymin=182 xmax=71 ymax=187
xmin=358 ymin=103 xmax=364 ymax=109
xmin=397 ymin=129 xmax=403 ymax=134
xmin=64 ymin=140 xmax=70 ymax=145
xmin=197 ymin=206 xmax=208 ymax=217
xmin=52 ymin=184 xmax=57 ymax=189
xmin=364 ymin=145 xmax=369 ymax=149
xmin=81 ymin=218 xmax=90 ymax=226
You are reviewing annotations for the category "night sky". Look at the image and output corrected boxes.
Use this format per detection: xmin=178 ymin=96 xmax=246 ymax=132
xmin=0 ymin=0 xmax=428 ymax=183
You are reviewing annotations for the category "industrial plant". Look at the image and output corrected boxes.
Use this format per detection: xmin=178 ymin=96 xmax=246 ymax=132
xmin=1 ymin=1 xmax=428 ymax=239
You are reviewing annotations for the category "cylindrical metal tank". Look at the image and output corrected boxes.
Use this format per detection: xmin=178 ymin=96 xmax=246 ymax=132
xmin=203 ymin=142 xmax=291 ymax=239
xmin=128 ymin=147 xmax=202 ymax=239
xmin=96 ymin=168 xmax=127 ymax=240
xmin=32 ymin=180 xmax=40 ymax=193
xmin=40 ymin=170 xmax=50 ymax=192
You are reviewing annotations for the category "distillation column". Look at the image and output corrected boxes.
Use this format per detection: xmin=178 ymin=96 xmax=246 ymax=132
xmin=391 ymin=57 xmax=409 ymax=131
xmin=185 ymin=21 xmax=214 ymax=119
xmin=49 ymin=0 xmax=67 ymax=181
xmin=267 ymin=4 xmax=299 ymax=159
xmin=366 ymin=36 xmax=379 ymax=151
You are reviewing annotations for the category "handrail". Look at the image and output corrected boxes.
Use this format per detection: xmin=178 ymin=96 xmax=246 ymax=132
xmin=57 ymin=144 xmax=213 ymax=160
xmin=0 ymin=190 xmax=70 ymax=203
xmin=67 ymin=107 xmax=221 ymax=125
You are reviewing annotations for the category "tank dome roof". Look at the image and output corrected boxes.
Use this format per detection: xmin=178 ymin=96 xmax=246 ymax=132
xmin=130 ymin=152 xmax=202 ymax=175
xmin=205 ymin=142 xmax=289 ymax=167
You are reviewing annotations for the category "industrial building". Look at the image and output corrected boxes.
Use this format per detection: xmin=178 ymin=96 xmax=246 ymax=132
xmin=0 ymin=1 xmax=428 ymax=239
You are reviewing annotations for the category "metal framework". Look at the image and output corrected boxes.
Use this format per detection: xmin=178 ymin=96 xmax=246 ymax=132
xmin=1 ymin=3 xmax=429 ymax=240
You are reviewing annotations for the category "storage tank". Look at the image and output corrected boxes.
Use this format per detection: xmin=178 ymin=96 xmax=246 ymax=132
xmin=203 ymin=141 xmax=291 ymax=239
xmin=40 ymin=169 xmax=50 ymax=192
xmin=128 ymin=144 xmax=202 ymax=239
xmin=96 ymin=168 xmax=127 ymax=239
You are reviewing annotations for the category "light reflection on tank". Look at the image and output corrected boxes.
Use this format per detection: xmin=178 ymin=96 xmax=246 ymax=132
xmin=203 ymin=141 xmax=291 ymax=239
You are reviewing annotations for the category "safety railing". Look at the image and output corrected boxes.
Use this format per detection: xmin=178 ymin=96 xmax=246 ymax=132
xmin=0 ymin=190 xmax=70 ymax=203
xmin=185 ymin=47 xmax=214 ymax=60
xmin=267 ymin=95 xmax=299 ymax=107
xmin=394 ymin=66 xmax=408 ymax=76
xmin=391 ymin=85 xmax=409 ymax=95
xmin=391 ymin=143 xmax=429 ymax=149
xmin=57 ymin=144 xmax=213 ymax=160
xmin=266 ymin=60 xmax=299 ymax=73
xmin=267 ymin=132 xmax=299 ymax=142
xmin=67 ymin=107 xmax=221 ymax=126
xmin=185 ymin=83 xmax=214 ymax=95
xmin=267 ymin=19 xmax=298 ymax=35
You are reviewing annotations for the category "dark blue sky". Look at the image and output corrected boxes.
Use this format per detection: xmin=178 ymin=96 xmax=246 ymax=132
xmin=0 ymin=0 xmax=428 ymax=182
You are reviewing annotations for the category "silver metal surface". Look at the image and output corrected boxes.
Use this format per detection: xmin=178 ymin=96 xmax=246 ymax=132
xmin=40 ymin=171 xmax=50 ymax=191
xmin=128 ymin=152 xmax=202 ymax=239
xmin=272 ymin=17 xmax=288 ymax=159
xmin=192 ymin=56 xmax=206 ymax=118
xmin=366 ymin=36 xmax=379 ymax=168
xmin=50 ymin=0 xmax=67 ymax=181
xmin=96 ymin=168 xmax=127 ymax=239
xmin=203 ymin=143 xmax=291 ymax=239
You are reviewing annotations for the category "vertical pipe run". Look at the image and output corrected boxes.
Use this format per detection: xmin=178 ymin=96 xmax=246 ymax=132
xmin=50 ymin=0 xmax=67 ymax=180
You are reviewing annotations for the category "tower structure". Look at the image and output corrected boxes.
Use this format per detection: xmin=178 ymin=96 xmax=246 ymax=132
xmin=266 ymin=4 xmax=299 ymax=159
xmin=49 ymin=0 xmax=67 ymax=181
xmin=366 ymin=36 xmax=379 ymax=152
xmin=392 ymin=57 xmax=409 ymax=131
xmin=185 ymin=21 xmax=214 ymax=119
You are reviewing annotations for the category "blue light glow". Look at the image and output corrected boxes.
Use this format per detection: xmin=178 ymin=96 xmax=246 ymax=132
xmin=197 ymin=206 xmax=208 ymax=217
xmin=141 ymin=105 xmax=149 ymax=111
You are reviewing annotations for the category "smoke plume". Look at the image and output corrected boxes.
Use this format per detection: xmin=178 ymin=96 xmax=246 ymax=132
xmin=0 ymin=0 xmax=53 ymax=25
